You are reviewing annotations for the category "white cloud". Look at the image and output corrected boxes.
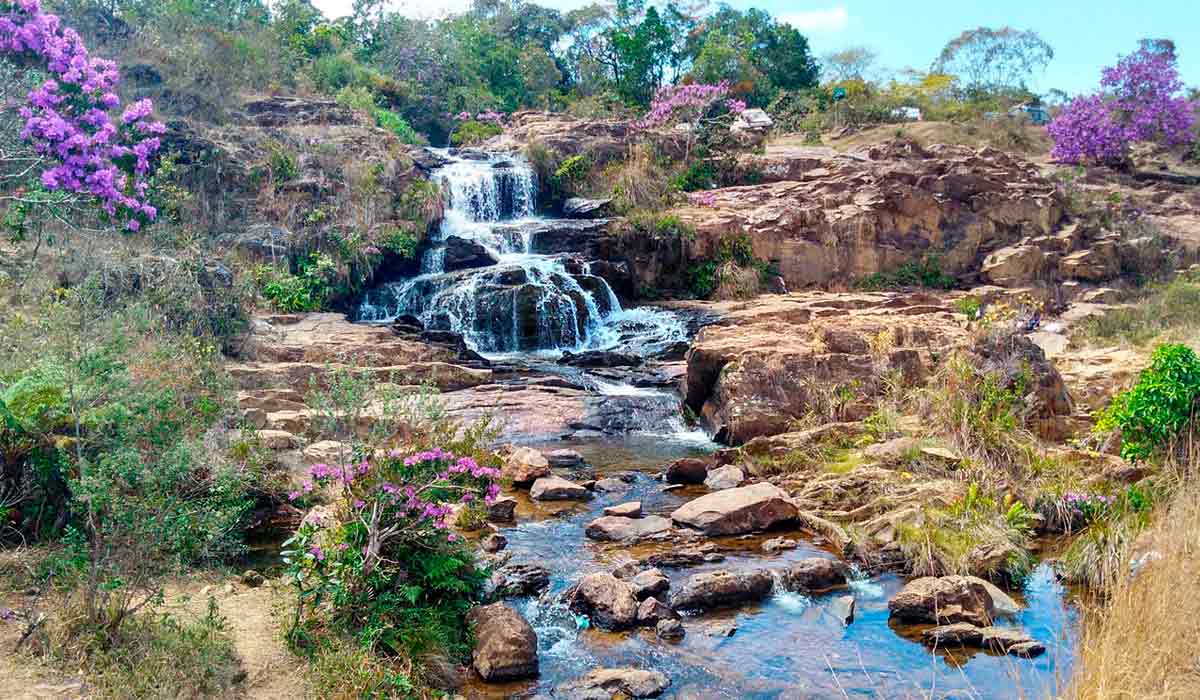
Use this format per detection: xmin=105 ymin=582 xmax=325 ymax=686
xmin=780 ymin=7 xmax=850 ymax=33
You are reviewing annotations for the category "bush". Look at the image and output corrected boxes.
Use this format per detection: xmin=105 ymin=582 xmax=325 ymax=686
xmin=254 ymin=253 xmax=339 ymax=312
xmin=1098 ymin=343 xmax=1200 ymax=461
xmin=858 ymin=256 xmax=957 ymax=291
xmin=373 ymin=107 xmax=421 ymax=145
xmin=267 ymin=142 xmax=299 ymax=184
xmin=449 ymin=120 xmax=502 ymax=146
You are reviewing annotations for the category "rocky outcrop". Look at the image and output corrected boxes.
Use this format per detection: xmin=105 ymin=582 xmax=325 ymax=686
xmin=467 ymin=603 xmax=539 ymax=681
xmin=443 ymin=235 xmax=500 ymax=271
xmin=670 ymin=483 xmax=798 ymax=535
xmin=565 ymin=572 xmax=640 ymax=630
xmin=670 ymin=569 xmax=775 ymax=611
xmin=563 ymin=197 xmax=614 ymax=219
xmin=655 ymin=140 xmax=1065 ymax=293
xmin=888 ymin=576 xmax=998 ymax=626
xmin=558 ymin=668 xmax=671 ymax=699
xmin=629 ymin=569 xmax=671 ymax=600
xmin=683 ymin=292 xmax=968 ymax=444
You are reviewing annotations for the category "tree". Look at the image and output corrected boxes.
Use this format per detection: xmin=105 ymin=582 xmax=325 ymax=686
xmin=1048 ymin=44 xmax=1197 ymax=164
xmin=823 ymin=46 xmax=878 ymax=82
xmin=933 ymin=27 xmax=1053 ymax=98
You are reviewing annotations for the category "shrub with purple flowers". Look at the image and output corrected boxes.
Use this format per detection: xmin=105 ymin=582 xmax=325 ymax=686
xmin=1 ymin=0 xmax=165 ymax=230
xmin=281 ymin=447 xmax=499 ymax=663
xmin=1048 ymin=46 xmax=1197 ymax=165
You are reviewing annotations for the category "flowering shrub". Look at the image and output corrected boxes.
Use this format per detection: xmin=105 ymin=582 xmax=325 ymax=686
xmin=1 ymin=0 xmax=165 ymax=229
xmin=635 ymin=81 xmax=743 ymax=130
xmin=282 ymin=448 xmax=499 ymax=659
xmin=1048 ymin=46 xmax=1196 ymax=164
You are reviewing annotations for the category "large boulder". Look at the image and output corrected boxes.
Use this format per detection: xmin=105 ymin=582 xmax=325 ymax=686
xmin=558 ymin=668 xmax=670 ymax=699
xmin=503 ymin=446 xmax=550 ymax=484
xmin=530 ymin=475 xmax=592 ymax=501
xmin=585 ymin=515 xmax=672 ymax=542
xmin=670 ymin=483 xmax=798 ymax=535
xmin=704 ymin=465 xmax=745 ymax=491
xmin=467 ymin=603 xmax=538 ymax=682
xmin=629 ymin=568 xmax=671 ymax=600
xmin=669 ymin=569 xmax=775 ymax=612
xmin=665 ymin=457 xmax=710 ymax=484
xmin=778 ymin=558 xmax=849 ymax=592
xmin=565 ymin=572 xmax=640 ymax=630
xmin=442 ymin=235 xmax=500 ymax=272
xmin=888 ymin=576 xmax=997 ymax=626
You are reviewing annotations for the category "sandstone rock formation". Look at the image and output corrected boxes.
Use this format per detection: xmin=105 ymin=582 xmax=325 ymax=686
xmin=671 ymin=483 xmax=798 ymax=535
xmin=584 ymin=515 xmax=672 ymax=542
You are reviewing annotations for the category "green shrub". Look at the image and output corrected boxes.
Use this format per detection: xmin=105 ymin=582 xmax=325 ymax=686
xmin=671 ymin=160 xmax=717 ymax=192
xmin=553 ymin=154 xmax=591 ymax=185
xmin=266 ymin=142 xmax=299 ymax=184
xmin=254 ymin=253 xmax=339 ymax=312
xmin=1098 ymin=343 xmax=1200 ymax=461
xmin=373 ymin=107 xmax=421 ymax=144
xmin=954 ymin=296 xmax=982 ymax=318
xmin=397 ymin=179 xmax=442 ymax=234
xmin=858 ymin=256 xmax=956 ymax=291
xmin=449 ymin=120 xmax=502 ymax=146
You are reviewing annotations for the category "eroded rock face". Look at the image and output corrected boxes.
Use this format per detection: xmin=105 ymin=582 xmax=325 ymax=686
xmin=888 ymin=576 xmax=997 ymax=626
xmin=565 ymin=572 xmax=640 ymax=630
xmin=671 ymin=483 xmax=798 ymax=535
xmin=467 ymin=603 xmax=538 ymax=681
xmin=670 ymin=569 xmax=775 ymax=611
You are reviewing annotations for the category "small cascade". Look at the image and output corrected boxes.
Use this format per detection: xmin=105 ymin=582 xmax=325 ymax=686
xmin=358 ymin=150 xmax=687 ymax=356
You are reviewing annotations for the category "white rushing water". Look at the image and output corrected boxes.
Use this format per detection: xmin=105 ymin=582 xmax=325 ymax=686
xmin=358 ymin=150 xmax=688 ymax=357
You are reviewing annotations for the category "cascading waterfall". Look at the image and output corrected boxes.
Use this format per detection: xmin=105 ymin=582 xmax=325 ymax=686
xmin=358 ymin=150 xmax=687 ymax=356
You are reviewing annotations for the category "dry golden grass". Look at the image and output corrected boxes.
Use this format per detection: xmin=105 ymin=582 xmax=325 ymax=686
xmin=1067 ymin=478 xmax=1200 ymax=699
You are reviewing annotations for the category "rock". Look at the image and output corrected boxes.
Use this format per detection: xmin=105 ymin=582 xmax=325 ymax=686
xmin=487 ymin=563 xmax=551 ymax=598
xmin=545 ymin=449 xmax=585 ymax=468
xmin=830 ymin=595 xmax=856 ymax=625
xmin=706 ymin=621 xmax=739 ymax=638
xmin=443 ymin=235 xmax=500 ymax=272
xmin=593 ymin=477 xmax=630 ymax=493
xmin=560 ymin=349 xmax=643 ymax=368
xmin=481 ymin=534 xmax=508 ymax=553
xmin=779 ymin=558 xmax=849 ymax=592
xmin=637 ymin=597 xmax=679 ymax=625
xmin=703 ymin=465 xmax=744 ymax=491
xmin=611 ymin=561 xmax=641 ymax=579
xmin=629 ymin=568 xmax=670 ymax=600
xmin=565 ymin=572 xmax=640 ymax=630
xmin=488 ymin=496 xmax=518 ymax=522
xmin=762 ymin=537 xmax=799 ymax=553
xmin=558 ymin=668 xmax=670 ymax=699
xmin=530 ymin=476 xmax=592 ymax=501
xmin=665 ymin=457 xmax=711 ymax=484
xmin=888 ymin=576 xmax=997 ymax=626
xmin=969 ymin=576 xmax=1021 ymax=617
xmin=585 ymin=515 xmax=672 ymax=542
xmin=670 ymin=483 xmax=798 ymax=535
xmin=656 ymin=618 xmax=685 ymax=640
xmin=603 ymin=501 xmax=642 ymax=518
xmin=670 ymin=569 xmax=774 ymax=612
xmin=240 ymin=570 xmax=265 ymax=588
xmin=256 ymin=429 xmax=302 ymax=450
xmin=982 ymin=245 xmax=1049 ymax=287
xmin=503 ymin=446 xmax=551 ymax=484
xmin=467 ymin=603 xmax=538 ymax=681
xmin=921 ymin=623 xmax=1045 ymax=658
xmin=563 ymin=197 xmax=613 ymax=219
xmin=965 ymin=541 xmax=1027 ymax=583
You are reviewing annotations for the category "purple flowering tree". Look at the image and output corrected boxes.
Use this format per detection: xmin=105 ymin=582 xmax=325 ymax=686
xmin=636 ymin=81 xmax=746 ymax=161
xmin=1 ymin=0 xmax=164 ymax=230
xmin=1048 ymin=46 xmax=1197 ymax=165
xmin=281 ymin=447 xmax=500 ymax=645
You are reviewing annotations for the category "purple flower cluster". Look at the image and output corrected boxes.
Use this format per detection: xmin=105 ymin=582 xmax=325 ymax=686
xmin=476 ymin=110 xmax=504 ymax=124
xmin=689 ymin=191 xmax=717 ymax=207
xmin=636 ymin=81 xmax=733 ymax=129
xmin=1 ymin=0 xmax=165 ymax=229
xmin=1049 ymin=46 xmax=1196 ymax=164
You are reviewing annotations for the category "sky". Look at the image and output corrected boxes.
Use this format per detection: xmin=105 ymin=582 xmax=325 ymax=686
xmin=309 ymin=0 xmax=1200 ymax=96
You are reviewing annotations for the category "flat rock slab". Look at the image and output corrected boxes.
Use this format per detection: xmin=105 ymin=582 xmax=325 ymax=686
xmin=558 ymin=667 xmax=670 ymax=699
xmin=670 ymin=569 xmax=775 ymax=611
xmin=530 ymin=476 xmax=593 ymax=501
xmin=922 ymin=623 xmax=1046 ymax=658
xmin=586 ymin=515 xmax=672 ymax=542
xmin=603 ymin=501 xmax=643 ymax=518
xmin=671 ymin=482 xmax=798 ymax=535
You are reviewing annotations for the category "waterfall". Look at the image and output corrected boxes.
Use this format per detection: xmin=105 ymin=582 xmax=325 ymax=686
xmin=359 ymin=150 xmax=681 ymax=355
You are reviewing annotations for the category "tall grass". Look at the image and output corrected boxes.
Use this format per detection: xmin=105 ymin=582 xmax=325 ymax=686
xmin=1068 ymin=469 xmax=1200 ymax=699
xmin=1077 ymin=274 xmax=1200 ymax=347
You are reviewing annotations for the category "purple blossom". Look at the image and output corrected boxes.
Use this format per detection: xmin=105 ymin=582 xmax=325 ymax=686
xmin=309 ymin=545 xmax=325 ymax=561
xmin=1 ymin=0 xmax=165 ymax=229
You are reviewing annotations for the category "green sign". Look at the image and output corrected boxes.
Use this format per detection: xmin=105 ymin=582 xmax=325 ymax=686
xmin=832 ymin=87 xmax=847 ymax=101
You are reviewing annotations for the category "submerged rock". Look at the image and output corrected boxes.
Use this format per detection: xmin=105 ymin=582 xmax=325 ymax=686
xmin=558 ymin=667 xmax=670 ymax=699
xmin=921 ymin=623 xmax=1046 ymax=658
xmin=670 ymin=483 xmax=798 ymax=535
xmin=669 ymin=569 xmax=774 ymax=612
xmin=545 ymin=448 xmax=585 ymax=468
xmin=888 ymin=576 xmax=997 ymax=626
xmin=761 ymin=537 xmax=799 ymax=553
xmin=830 ymin=595 xmax=856 ymax=626
xmin=530 ymin=475 xmax=592 ymax=501
xmin=467 ymin=603 xmax=538 ymax=682
xmin=565 ymin=572 xmax=640 ymax=630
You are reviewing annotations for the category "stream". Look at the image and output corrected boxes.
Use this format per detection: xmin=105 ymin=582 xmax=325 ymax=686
xmin=352 ymin=150 xmax=1080 ymax=699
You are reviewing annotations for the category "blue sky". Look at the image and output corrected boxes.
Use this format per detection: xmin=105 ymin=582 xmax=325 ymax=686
xmin=310 ymin=0 xmax=1200 ymax=95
